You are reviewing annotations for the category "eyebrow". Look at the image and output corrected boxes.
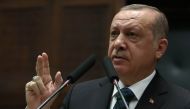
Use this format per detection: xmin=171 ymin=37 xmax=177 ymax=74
xmin=111 ymin=22 xmax=143 ymax=31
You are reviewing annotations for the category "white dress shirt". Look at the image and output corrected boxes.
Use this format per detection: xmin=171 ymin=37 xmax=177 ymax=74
xmin=109 ymin=70 xmax=156 ymax=109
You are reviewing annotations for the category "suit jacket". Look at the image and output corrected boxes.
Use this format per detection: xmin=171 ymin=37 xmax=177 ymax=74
xmin=60 ymin=73 xmax=190 ymax=109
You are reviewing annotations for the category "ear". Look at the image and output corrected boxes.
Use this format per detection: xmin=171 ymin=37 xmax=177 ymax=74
xmin=155 ymin=37 xmax=168 ymax=59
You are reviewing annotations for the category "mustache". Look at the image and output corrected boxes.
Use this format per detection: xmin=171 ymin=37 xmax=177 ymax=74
xmin=112 ymin=49 xmax=128 ymax=59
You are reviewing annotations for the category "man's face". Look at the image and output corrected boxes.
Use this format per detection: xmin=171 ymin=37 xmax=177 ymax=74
xmin=108 ymin=10 xmax=164 ymax=85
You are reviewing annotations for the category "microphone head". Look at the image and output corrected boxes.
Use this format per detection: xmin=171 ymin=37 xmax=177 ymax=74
xmin=103 ymin=57 xmax=119 ymax=82
xmin=67 ymin=54 xmax=96 ymax=84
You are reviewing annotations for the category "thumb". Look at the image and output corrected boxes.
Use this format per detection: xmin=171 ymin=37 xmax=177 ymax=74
xmin=54 ymin=71 xmax=63 ymax=88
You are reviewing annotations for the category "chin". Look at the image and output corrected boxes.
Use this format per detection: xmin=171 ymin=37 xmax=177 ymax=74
xmin=114 ymin=65 xmax=129 ymax=76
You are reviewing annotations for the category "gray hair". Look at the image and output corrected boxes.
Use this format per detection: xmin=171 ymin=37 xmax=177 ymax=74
xmin=120 ymin=4 xmax=169 ymax=40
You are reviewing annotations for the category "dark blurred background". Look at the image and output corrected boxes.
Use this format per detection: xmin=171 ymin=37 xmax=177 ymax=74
xmin=0 ymin=0 xmax=189 ymax=109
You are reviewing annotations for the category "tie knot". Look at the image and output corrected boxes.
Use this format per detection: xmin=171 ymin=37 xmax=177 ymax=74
xmin=115 ymin=88 xmax=134 ymax=103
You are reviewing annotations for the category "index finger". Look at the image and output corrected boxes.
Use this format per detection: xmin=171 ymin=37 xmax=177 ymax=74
xmin=36 ymin=55 xmax=43 ymax=76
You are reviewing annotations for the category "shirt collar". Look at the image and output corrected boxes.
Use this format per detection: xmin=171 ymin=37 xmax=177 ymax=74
xmin=112 ymin=70 xmax=156 ymax=100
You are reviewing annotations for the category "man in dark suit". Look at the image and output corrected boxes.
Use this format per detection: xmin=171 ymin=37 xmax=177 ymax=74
xmin=25 ymin=4 xmax=190 ymax=109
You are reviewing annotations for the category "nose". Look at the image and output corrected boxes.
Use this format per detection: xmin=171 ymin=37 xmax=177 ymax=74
xmin=113 ymin=34 xmax=127 ymax=50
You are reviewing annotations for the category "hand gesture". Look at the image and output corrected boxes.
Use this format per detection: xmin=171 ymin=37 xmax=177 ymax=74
xmin=25 ymin=53 xmax=63 ymax=109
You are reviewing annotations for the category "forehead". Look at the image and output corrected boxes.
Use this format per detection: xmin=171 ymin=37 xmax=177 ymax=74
xmin=111 ymin=9 xmax=155 ymax=28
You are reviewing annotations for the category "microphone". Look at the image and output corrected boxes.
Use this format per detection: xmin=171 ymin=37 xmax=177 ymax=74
xmin=103 ymin=57 xmax=129 ymax=109
xmin=37 ymin=54 xmax=96 ymax=109
xmin=67 ymin=54 xmax=96 ymax=84
xmin=102 ymin=57 xmax=119 ymax=82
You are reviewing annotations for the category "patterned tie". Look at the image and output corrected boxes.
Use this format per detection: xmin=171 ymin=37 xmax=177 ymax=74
xmin=113 ymin=88 xmax=134 ymax=109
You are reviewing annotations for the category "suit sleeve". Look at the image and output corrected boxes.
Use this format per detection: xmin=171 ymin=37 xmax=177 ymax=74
xmin=59 ymin=86 xmax=75 ymax=109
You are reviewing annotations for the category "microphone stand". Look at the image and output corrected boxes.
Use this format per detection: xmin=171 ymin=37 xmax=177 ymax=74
xmin=102 ymin=57 xmax=129 ymax=109
xmin=37 ymin=80 xmax=70 ymax=109
xmin=113 ymin=79 xmax=129 ymax=109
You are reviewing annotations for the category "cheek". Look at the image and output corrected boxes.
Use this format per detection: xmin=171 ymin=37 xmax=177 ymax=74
xmin=130 ymin=43 xmax=153 ymax=61
xmin=107 ymin=42 xmax=113 ymax=56
xmin=135 ymin=45 xmax=156 ymax=62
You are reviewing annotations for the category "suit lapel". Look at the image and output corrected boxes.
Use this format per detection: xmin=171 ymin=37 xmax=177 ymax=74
xmin=86 ymin=73 xmax=170 ymax=109
xmin=89 ymin=77 xmax=113 ymax=109
xmin=135 ymin=73 xmax=169 ymax=109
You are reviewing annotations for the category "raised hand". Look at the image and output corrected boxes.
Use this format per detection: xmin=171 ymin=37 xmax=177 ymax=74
xmin=25 ymin=52 xmax=63 ymax=109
